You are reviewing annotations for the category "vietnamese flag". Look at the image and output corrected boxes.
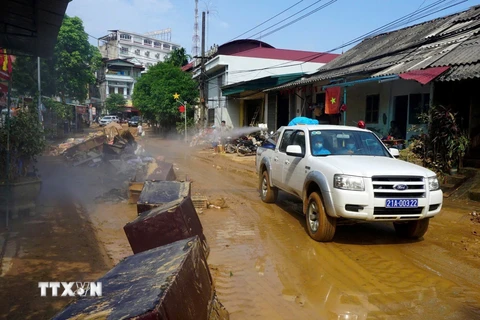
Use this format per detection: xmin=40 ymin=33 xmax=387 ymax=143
xmin=325 ymin=86 xmax=341 ymax=114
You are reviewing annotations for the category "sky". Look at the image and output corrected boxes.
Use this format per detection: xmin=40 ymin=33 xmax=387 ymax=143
xmin=66 ymin=0 xmax=478 ymax=55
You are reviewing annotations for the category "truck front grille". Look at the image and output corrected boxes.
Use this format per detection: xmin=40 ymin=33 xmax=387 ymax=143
xmin=372 ymin=176 xmax=425 ymax=198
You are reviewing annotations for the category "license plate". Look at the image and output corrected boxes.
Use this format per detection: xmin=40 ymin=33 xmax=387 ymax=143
xmin=385 ymin=199 xmax=418 ymax=208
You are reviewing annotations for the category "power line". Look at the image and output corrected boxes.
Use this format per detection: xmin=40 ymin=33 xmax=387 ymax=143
xmin=246 ymin=0 xmax=326 ymax=39
xmin=205 ymin=0 xmax=466 ymax=79
xmin=230 ymin=0 xmax=305 ymax=41
xmin=202 ymin=0 xmax=469 ymax=92
xmin=255 ymin=0 xmax=338 ymax=40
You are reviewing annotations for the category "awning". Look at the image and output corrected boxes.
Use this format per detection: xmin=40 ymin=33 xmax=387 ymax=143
xmin=222 ymin=73 xmax=305 ymax=97
xmin=0 ymin=0 xmax=70 ymax=57
xmin=398 ymin=66 xmax=450 ymax=85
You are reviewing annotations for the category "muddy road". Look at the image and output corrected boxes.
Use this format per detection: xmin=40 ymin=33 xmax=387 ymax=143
xmin=146 ymin=138 xmax=480 ymax=320
xmin=1 ymin=134 xmax=479 ymax=320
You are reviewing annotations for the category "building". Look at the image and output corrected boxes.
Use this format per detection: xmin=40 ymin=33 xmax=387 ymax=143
xmin=98 ymin=29 xmax=181 ymax=71
xmin=97 ymin=57 xmax=145 ymax=116
xmin=264 ymin=4 xmax=480 ymax=162
xmin=190 ymin=39 xmax=339 ymax=128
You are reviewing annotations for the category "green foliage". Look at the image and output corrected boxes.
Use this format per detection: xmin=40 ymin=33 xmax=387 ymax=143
xmin=408 ymin=105 xmax=470 ymax=173
xmin=12 ymin=16 xmax=101 ymax=102
xmin=54 ymin=16 xmax=102 ymax=101
xmin=132 ymin=62 xmax=198 ymax=129
xmin=43 ymin=98 xmax=73 ymax=120
xmin=105 ymin=93 xmax=126 ymax=113
xmin=163 ymin=47 xmax=191 ymax=67
xmin=0 ymin=109 xmax=46 ymax=181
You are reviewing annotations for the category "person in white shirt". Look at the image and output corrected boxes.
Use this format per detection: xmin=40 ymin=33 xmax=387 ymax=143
xmin=137 ymin=123 xmax=143 ymax=137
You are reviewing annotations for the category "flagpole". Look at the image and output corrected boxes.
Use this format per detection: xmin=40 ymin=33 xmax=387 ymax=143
xmin=184 ymin=101 xmax=187 ymax=144
xmin=343 ymin=87 xmax=347 ymax=126
xmin=37 ymin=57 xmax=42 ymax=124
xmin=5 ymin=73 xmax=12 ymax=229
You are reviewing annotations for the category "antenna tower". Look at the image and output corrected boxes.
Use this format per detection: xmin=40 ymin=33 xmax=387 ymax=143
xmin=192 ymin=0 xmax=200 ymax=57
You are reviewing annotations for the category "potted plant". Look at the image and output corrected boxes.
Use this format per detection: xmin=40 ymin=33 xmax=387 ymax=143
xmin=0 ymin=106 xmax=46 ymax=219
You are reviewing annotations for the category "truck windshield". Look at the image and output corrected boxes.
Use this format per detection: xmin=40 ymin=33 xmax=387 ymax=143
xmin=310 ymin=130 xmax=391 ymax=157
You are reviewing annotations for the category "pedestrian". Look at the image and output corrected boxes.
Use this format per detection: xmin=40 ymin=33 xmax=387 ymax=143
xmin=137 ymin=122 xmax=143 ymax=137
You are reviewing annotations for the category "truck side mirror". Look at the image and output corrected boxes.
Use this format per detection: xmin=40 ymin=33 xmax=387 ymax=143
xmin=286 ymin=145 xmax=304 ymax=157
xmin=389 ymin=148 xmax=400 ymax=158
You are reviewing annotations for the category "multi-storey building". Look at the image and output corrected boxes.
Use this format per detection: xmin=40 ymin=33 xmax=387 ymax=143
xmin=97 ymin=57 xmax=145 ymax=114
xmin=97 ymin=29 xmax=181 ymax=71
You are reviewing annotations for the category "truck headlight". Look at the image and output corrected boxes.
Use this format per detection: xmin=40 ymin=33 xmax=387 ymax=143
xmin=334 ymin=174 xmax=365 ymax=191
xmin=428 ymin=176 xmax=440 ymax=191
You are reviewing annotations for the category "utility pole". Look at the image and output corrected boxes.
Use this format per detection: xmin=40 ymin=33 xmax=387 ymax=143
xmin=199 ymin=11 xmax=207 ymax=128
xmin=37 ymin=57 xmax=42 ymax=124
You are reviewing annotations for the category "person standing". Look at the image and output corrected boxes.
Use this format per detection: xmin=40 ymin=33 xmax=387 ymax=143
xmin=137 ymin=122 xmax=143 ymax=137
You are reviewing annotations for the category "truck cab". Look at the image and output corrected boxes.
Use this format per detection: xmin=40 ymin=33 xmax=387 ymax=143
xmin=256 ymin=125 xmax=443 ymax=242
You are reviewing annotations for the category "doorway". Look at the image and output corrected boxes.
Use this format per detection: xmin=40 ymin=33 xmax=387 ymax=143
xmin=277 ymin=95 xmax=289 ymax=128
xmin=394 ymin=95 xmax=408 ymax=139
xmin=244 ymin=99 xmax=262 ymax=126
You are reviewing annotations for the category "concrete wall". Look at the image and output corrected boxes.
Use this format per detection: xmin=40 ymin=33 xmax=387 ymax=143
xmin=342 ymin=79 xmax=431 ymax=139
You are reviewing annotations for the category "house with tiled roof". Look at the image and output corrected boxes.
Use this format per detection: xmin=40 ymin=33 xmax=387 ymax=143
xmin=264 ymin=4 xmax=480 ymax=162
xmin=190 ymin=39 xmax=339 ymax=128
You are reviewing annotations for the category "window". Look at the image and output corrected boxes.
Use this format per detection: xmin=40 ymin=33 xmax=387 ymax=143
xmin=365 ymin=94 xmax=380 ymax=123
xmin=154 ymin=41 xmax=162 ymax=48
xmin=120 ymin=47 xmax=128 ymax=54
xmin=155 ymin=53 xmax=160 ymax=59
xmin=108 ymin=86 xmax=115 ymax=94
xmin=118 ymin=87 xmax=124 ymax=95
xmin=126 ymin=88 xmax=130 ymax=95
xmin=207 ymin=108 xmax=214 ymax=126
xmin=120 ymin=34 xmax=131 ymax=40
xmin=144 ymin=39 xmax=152 ymax=46
xmin=164 ymin=44 xmax=171 ymax=50
xmin=145 ymin=51 xmax=150 ymax=57
xmin=409 ymin=93 xmax=430 ymax=124
xmin=135 ymin=49 xmax=140 ymax=55
xmin=279 ymin=130 xmax=295 ymax=153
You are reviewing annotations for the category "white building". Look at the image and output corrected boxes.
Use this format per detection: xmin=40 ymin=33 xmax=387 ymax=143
xmin=98 ymin=29 xmax=181 ymax=71
xmin=188 ymin=40 xmax=339 ymax=128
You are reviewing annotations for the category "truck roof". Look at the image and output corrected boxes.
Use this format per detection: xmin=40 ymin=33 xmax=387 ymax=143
xmin=280 ymin=124 xmax=369 ymax=132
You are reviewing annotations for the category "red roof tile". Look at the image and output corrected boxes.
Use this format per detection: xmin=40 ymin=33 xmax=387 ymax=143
xmin=231 ymin=47 xmax=339 ymax=64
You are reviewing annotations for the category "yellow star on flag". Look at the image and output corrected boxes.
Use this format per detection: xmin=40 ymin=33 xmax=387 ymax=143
xmin=330 ymin=97 xmax=336 ymax=104
xmin=173 ymin=93 xmax=180 ymax=100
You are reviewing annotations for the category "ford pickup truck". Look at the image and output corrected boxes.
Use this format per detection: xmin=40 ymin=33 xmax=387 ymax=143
xmin=255 ymin=125 xmax=443 ymax=242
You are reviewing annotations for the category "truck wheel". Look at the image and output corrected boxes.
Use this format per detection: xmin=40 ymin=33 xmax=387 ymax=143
xmin=306 ymin=192 xmax=336 ymax=242
xmin=260 ymin=170 xmax=278 ymax=203
xmin=393 ymin=218 xmax=430 ymax=239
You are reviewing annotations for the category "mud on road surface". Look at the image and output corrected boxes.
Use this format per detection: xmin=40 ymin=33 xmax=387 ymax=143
xmin=1 ymin=136 xmax=480 ymax=320
xmin=146 ymin=138 xmax=480 ymax=320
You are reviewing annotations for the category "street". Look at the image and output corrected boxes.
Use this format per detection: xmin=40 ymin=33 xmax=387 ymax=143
xmin=145 ymin=138 xmax=480 ymax=320
xmin=0 ymin=135 xmax=479 ymax=319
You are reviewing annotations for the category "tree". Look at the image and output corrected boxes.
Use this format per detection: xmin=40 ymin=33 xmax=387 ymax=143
xmin=12 ymin=15 xmax=101 ymax=102
xmin=105 ymin=93 xmax=126 ymax=113
xmin=132 ymin=62 xmax=198 ymax=131
xmin=163 ymin=48 xmax=191 ymax=67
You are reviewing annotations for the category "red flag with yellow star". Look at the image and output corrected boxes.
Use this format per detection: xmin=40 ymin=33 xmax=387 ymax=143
xmin=325 ymin=86 xmax=341 ymax=114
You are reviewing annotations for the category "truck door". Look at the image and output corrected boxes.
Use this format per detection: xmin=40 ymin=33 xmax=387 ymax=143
xmin=282 ymin=130 xmax=309 ymax=197
xmin=272 ymin=130 xmax=294 ymax=189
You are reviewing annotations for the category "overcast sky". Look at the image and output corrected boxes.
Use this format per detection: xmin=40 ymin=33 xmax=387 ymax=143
xmin=66 ymin=0 xmax=476 ymax=55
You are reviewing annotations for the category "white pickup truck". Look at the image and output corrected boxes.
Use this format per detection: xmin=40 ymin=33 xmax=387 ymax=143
xmin=255 ymin=125 xmax=443 ymax=242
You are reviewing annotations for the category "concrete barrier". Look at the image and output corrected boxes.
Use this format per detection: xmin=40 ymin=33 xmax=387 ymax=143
xmin=52 ymin=236 xmax=228 ymax=320
xmin=136 ymin=180 xmax=191 ymax=215
xmin=124 ymin=195 xmax=209 ymax=257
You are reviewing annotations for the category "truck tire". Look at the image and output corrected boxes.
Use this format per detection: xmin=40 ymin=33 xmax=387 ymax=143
xmin=260 ymin=170 xmax=278 ymax=203
xmin=393 ymin=218 xmax=430 ymax=239
xmin=306 ymin=192 xmax=336 ymax=242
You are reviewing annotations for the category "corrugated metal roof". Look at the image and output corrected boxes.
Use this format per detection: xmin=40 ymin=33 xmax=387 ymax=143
xmin=266 ymin=5 xmax=480 ymax=91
